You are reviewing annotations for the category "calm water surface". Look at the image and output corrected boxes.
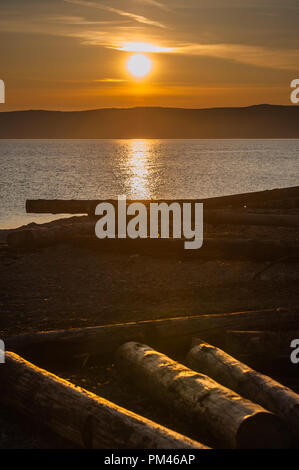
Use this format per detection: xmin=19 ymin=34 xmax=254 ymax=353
xmin=0 ymin=139 xmax=298 ymax=228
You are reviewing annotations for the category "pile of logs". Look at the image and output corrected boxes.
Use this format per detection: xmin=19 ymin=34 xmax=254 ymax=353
xmin=5 ymin=185 xmax=299 ymax=255
xmin=1 ymin=308 xmax=299 ymax=449
xmin=2 ymin=187 xmax=298 ymax=447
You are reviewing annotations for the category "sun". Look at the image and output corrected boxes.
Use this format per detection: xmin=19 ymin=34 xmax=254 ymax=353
xmin=127 ymin=54 xmax=152 ymax=79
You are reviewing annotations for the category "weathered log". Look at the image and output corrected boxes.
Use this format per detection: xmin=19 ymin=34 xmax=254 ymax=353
xmin=205 ymin=211 xmax=299 ymax=227
xmin=186 ymin=341 xmax=299 ymax=440
xmin=0 ymin=351 xmax=207 ymax=449
xmin=6 ymin=308 xmax=299 ymax=368
xmin=76 ymin=237 xmax=299 ymax=261
xmin=25 ymin=186 xmax=299 ymax=214
xmin=115 ymin=342 xmax=289 ymax=449
xmin=7 ymin=225 xmax=299 ymax=262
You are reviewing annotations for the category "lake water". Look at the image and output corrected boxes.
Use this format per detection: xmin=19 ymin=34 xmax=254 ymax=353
xmin=0 ymin=139 xmax=298 ymax=229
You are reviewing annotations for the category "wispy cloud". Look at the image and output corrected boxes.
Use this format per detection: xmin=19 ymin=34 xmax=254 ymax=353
xmin=15 ymin=77 xmax=127 ymax=85
xmin=175 ymin=42 xmax=299 ymax=70
xmin=94 ymin=78 xmax=127 ymax=82
xmin=48 ymin=15 xmax=124 ymax=26
xmin=134 ymin=0 xmax=170 ymax=11
xmin=115 ymin=41 xmax=173 ymax=53
xmin=0 ymin=6 xmax=297 ymax=72
xmin=64 ymin=0 xmax=166 ymax=28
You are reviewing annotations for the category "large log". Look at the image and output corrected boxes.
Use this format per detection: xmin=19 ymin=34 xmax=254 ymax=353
xmin=0 ymin=351 xmax=207 ymax=449
xmin=6 ymin=308 xmax=299 ymax=368
xmin=186 ymin=341 xmax=299 ymax=441
xmin=25 ymin=186 xmax=299 ymax=214
xmin=7 ymin=226 xmax=299 ymax=262
xmin=205 ymin=210 xmax=299 ymax=227
xmin=115 ymin=342 xmax=289 ymax=449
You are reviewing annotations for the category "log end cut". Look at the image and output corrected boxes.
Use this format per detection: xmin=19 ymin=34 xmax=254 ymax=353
xmin=236 ymin=411 xmax=290 ymax=449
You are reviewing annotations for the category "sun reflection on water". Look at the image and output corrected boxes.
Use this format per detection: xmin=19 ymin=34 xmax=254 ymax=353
xmin=125 ymin=139 xmax=152 ymax=198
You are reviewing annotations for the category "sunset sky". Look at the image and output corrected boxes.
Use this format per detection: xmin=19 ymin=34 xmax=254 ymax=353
xmin=1 ymin=0 xmax=298 ymax=110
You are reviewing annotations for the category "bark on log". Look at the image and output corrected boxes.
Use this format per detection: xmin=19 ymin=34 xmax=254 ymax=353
xmin=0 ymin=351 xmax=207 ymax=449
xmin=205 ymin=211 xmax=299 ymax=227
xmin=115 ymin=342 xmax=289 ymax=449
xmin=25 ymin=186 xmax=299 ymax=214
xmin=6 ymin=308 xmax=299 ymax=368
xmin=186 ymin=341 xmax=299 ymax=441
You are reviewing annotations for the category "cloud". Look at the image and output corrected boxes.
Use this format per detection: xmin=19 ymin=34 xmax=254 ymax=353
xmin=115 ymin=41 xmax=173 ymax=53
xmin=64 ymin=0 xmax=166 ymax=28
xmin=94 ymin=78 xmax=127 ymax=82
xmin=175 ymin=42 xmax=299 ymax=70
xmin=48 ymin=15 xmax=124 ymax=26
xmin=133 ymin=0 xmax=170 ymax=11
xmin=0 ymin=5 xmax=297 ymax=72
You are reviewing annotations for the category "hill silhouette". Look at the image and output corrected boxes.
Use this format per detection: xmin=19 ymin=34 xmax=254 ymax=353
xmin=0 ymin=104 xmax=298 ymax=139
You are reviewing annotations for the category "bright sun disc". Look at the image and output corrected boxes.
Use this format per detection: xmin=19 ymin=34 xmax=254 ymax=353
xmin=127 ymin=54 xmax=152 ymax=78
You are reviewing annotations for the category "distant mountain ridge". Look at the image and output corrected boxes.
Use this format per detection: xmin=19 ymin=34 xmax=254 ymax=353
xmin=0 ymin=104 xmax=298 ymax=138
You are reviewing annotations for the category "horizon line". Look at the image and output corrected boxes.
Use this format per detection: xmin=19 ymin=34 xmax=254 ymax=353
xmin=0 ymin=103 xmax=296 ymax=113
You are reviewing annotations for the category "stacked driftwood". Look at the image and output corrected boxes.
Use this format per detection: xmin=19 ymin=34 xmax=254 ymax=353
xmin=5 ymin=185 xmax=299 ymax=261
xmin=1 ymin=307 xmax=299 ymax=449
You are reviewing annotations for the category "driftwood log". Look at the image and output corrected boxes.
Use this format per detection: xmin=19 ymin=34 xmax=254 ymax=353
xmin=205 ymin=211 xmax=299 ymax=227
xmin=115 ymin=342 xmax=289 ymax=449
xmin=0 ymin=351 xmax=207 ymax=449
xmin=7 ymin=227 xmax=299 ymax=262
xmin=25 ymin=186 xmax=299 ymax=214
xmin=186 ymin=341 xmax=299 ymax=441
xmin=6 ymin=308 xmax=299 ymax=368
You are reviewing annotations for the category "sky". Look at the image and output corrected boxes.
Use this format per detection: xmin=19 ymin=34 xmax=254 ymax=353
xmin=0 ymin=0 xmax=298 ymax=110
